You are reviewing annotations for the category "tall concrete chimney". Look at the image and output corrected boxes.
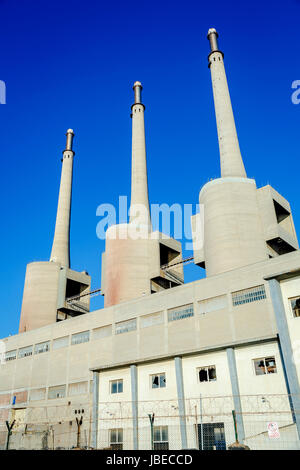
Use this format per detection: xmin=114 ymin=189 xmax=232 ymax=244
xmin=129 ymin=81 xmax=152 ymax=230
xmin=207 ymin=28 xmax=246 ymax=178
xmin=101 ymin=82 xmax=183 ymax=307
xmin=191 ymin=29 xmax=269 ymax=276
xmin=50 ymin=129 xmax=75 ymax=268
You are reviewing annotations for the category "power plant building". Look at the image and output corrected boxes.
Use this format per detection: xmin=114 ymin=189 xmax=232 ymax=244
xmin=1 ymin=29 xmax=300 ymax=450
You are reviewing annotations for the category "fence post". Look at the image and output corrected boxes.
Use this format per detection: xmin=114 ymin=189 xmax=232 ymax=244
xmin=148 ymin=413 xmax=155 ymax=450
xmin=91 ymin=371 xmax=99 ymax=449
xmin=5 ymin=420 xmax=15 ymax=450
xmin=199 ymin=394 xmax=204 ymax=450
xmin=130 ymin=364 xmax=138 ymax=450
xmin=174 ymin=356 xmax=188 ymax=449
xmin=226 ymin=348 xmax=245 ymax=443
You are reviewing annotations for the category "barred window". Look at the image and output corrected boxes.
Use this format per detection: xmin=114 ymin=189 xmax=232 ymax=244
xmin=232 ymin=285 xmax=266 ymax=306
xmin=290 ymin=297 xmax=300 ymax=318
xmin=71 ymin=331 xmax=90 ymax=345
xmin=254 ymin=357 xmax=277 ymax=375
xmin=168 ymin=304 xmax=194 ymax=322
xmin=198 ymin=366 xmax=217 ymax=382
xmin=141 ymin=312 xmax=163 ymax=328
xmin=198 ymin=295 xmax=227 ymax=315
xmin=153 ymin=426 xmax=169 ymax=450
xmin=93 ymin=325 xmax=112 ymax=340
xmin=68 ymin=381 xmax=88 ymax=397
xmin=151 ymin=373 xmax=166 ymax=389
xmin=110 ymin=379 xmax=123 ymax=394
xmin=48 ymin=385 xmax=66 ymax=399
xmin=115 ymin=318 xmax=137 ymax=335
xmin=18 ymin=346 xmax=33 ymax=359
xmin=34 ymin=341 xmax=50 ymax=355
xmin=109 ymin=428 xmax=123 ymax=450
xmin=52 ymin=336 xmax=69 ymax=350
xmin=5 ymin=350 xmax=17 ymax=362
xmin=30 ymin=388 xmax=46 ymax=401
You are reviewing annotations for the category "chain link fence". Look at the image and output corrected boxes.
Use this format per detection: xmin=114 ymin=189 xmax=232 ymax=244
xmin=1 ymin=394 xmax=300 ymax=450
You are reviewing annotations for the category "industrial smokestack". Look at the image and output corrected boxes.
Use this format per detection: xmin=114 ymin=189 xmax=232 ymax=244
xmin=207 ymin=28 xmax=246 ymax=178
xmin=207 ymin=28 xmax=219 ymax=53
xmin=129 ymin=81 xmax=152 ymax=229
xmin=133 ymin=81 xmax=142 ymax=104
xmin=50 ymin=129 xmax=75 ymax=267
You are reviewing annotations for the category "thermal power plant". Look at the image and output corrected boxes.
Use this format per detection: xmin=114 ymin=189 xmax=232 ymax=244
xmin=1 ymin=29 xmax=300 ymax=451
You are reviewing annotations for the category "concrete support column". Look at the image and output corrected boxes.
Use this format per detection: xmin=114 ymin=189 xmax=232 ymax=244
xmin=226 ymin=347 xmax=245 ymax=443
xmin=268 ymin=278 xmax=300 ymax=438
xmin=130 ymin=364 xmax=139 ymax=450
xmin=174 ymin=356 xmax=188 ymax=449
xmin=91 ymin=371 xmax=99 ymax=449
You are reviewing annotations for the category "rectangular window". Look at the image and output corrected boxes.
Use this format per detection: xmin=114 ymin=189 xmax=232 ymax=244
xmin=168 ymin=304 xmax=194 ymax=322
xmin=93 ymin=325 xmax=112 ymax=340
xmin=110 ymin=379 xmax=123 ymax=394
xmin=198 ymin=295 xmax=227 ymax=315
xmin=5 ymin=350 xmax=17 ymax=362
xmin=34 ymin=341 xmax=50 ymax=355
xmin=71 ymin=331 xmax=90 ymax=345
xmin=198 ymin=366 xmax=217 ymax=383
xmin=52 ymin=336 xmax=69 ymax=350
xmin=232 ymin=285 xmax=266 ymax=306
xmin=109 ymin=428 xmax=123 ymax=450
xmin=18 ymin=346 xmax=33 ymax=359
xmin=68 ymin=381 xmax=88 ymax=397
xmin=141 ymin=312 xmax=163 ymax=328
xmin=48 ymin=385 xmax=66 ymax=399
xmin=254 ymin=357 xmax=277 ymax=375
xmin=290 ymin=297 xmax=300 ymax=318
xmin=30 ymin=388 xmax=46 ymax=402
xmin=115 ymin=318 xmax=137 ymax=335
xmin=151 ymin=373 xmax=166 ymax=389
xmin=153 ymin=426 xmax=169 ymax=450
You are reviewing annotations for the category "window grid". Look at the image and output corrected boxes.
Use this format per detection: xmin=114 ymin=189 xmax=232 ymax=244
xmin=18 ymin=346 xmax=33 ymax=359
xmin=115 ymin=319 xmax=137 ymax=335
xmin=34 ymin=341 xmax=50 ymax=355
xmin=48 ymin=385 xmax=66 ymax=399
xmin=5 ymin=350 xmax=17 ymax=362
xmin=109 ymin=428 xmax=123 ymax=450
xmin=168 ymin=305 xmax=194 ymax=322
xmin=52 ymin=336 xmax=69 ymax=350
xmin=232 ymin=285 xmax=266 ymax=306
xmin=71 ymin=331 xmax=90 ymax=345
xmin=153 ymin=426 xmax=169 ymax=450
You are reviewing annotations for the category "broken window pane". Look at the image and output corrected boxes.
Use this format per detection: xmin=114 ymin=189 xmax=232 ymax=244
xmin=152 ymin=376 xmax=159 ymax=388
xmin=291 ymin=297 xmax=300 ymax=318
xmin=159 ymin=375 xmax=166 ymax=388
xmin=254 ymin=357 xmax=277 ymax=375
xmin=208 ymin=367 xmax=216 ymax=381
xmin=151 ymin=373 xmax=166 ymax=389
xmin=199 ymin=366 xmax=217 ymax=382
xmin=265 ymin=357 xmax=277 ymax=374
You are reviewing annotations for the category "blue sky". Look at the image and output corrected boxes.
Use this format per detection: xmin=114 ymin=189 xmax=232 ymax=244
xmin=0 ymin=0 xmax=299 ymax=338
